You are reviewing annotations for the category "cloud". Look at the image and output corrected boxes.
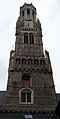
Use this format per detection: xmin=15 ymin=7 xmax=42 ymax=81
xmin=0 ymin=58 xmax=7 ymax=90
xmin=0 ymin=0 xmax=60 ymax=92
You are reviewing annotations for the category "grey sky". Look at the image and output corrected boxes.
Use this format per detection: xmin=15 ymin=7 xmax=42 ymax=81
xmin=0 ymin=0 xmax=60 ymax=92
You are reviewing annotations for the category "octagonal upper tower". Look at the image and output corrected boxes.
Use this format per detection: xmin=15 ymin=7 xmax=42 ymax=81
xmin=20 ymin=3 xmax=36 ymax=28
xmin=15 ymin=3 xmax=43 ymax=57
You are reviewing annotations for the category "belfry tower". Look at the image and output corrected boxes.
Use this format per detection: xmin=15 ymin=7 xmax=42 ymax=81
xmin=6 ymin=3 xmax=57 ymax=112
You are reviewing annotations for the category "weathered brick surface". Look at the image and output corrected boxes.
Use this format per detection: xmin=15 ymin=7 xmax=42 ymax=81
xmin=4 ymin=3 xmax=57 ymax=112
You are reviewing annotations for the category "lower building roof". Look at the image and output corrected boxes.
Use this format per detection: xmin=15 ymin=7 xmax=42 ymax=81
xmin=0 ymin=114 xmax=57 ymax=119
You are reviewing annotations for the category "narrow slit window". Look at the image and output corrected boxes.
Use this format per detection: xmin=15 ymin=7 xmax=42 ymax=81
xmin=21 ymin=92 xmax=26 ymax=102
xmin=29 ymin=33 xmax=34 ymax=44
xmin=22 ymin=10 xmax=24 ymax=16
xmin=24 ymin=33 xmax=28 ymax=44
xmin=32 ymin=10 xmax=34 ymax=17
xmin=27 ymin=9 xmax=30 ymax=15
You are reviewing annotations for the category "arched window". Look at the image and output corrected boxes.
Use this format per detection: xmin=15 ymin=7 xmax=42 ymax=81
xmin=27 ymin=9 xmax=30 ymax=15
xmin=29 ymin=33 xmax=34 ymax=44
xmin=24 ymin=33 xmax=28 ymax=44
xmin=28 ymin=59 xmax=32 ymax=65
xmin=34 ymin=59 xmax=39 ymax=65
xmin=19 ymin=88 xmax=33 ymax=104
xmin=22 ymin=59 xmax=26 ymax=64
xmin=40 ymin=59 xmax=45 ymax=65
xmin=16 ymin=58 xmax=20 ymax=65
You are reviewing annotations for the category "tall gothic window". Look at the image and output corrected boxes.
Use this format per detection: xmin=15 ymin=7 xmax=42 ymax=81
xmin=24 ymin=33 xmax=34 ymax=44
xmin=22 ymin=10 xmax=24 ymax=16
xmin=24 ymin=33 xmax=28 ymax=44
xmin=29 ymin=33 xmax=34 ymax=44
xmin=27 ymin=9 xmax=30 ymax=15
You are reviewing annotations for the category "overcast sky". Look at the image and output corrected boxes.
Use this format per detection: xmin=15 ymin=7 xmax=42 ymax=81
xmin=0 ymin=0 xmax=60 ymax=93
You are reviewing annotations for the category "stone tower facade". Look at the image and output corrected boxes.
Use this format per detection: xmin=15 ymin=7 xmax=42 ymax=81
xmin=6 ymin=3 xmax=57 ymax=112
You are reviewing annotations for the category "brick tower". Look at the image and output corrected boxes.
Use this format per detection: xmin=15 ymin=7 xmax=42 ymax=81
xmin=6 ymin=3 xmax=57 ymax=113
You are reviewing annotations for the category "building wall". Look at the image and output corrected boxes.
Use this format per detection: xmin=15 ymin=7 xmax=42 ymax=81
xmin=5 ymin=3 xmax=57 ymax=112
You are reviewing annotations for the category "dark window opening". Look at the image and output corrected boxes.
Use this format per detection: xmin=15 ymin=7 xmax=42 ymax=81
xmin=34 ymin=59 xmax=39 ymax=65
xmin=40 ymin=60 xmax=45 ymax=65
xmin=16 ymin=59 xmax=20 ymax=64
xmin=32 ymin=10 xmax=34 ymax=17
xmin=27 ymin=9 xmax=30 ymax=15
xmin=22 ymin=10 xmax=24 ymax=16
xmin=21 ymin=92 xmax=26 ymax=102
xmin=27 ymin=93 xmax=31 ymax=102
xmin=24 ymin=33 xmax=28 ymax=44
xmin=29 ymin=33 xmax=34 ymax=44
xmin=22 ymin=74 xmax=30 ymax=80
xmin=21 ymin=92 xmax=31 ymax=102
xmin=22 ymin=59 xmax=26 ymax=64
xmin=28 ymin=59 xmax=32 ymax=65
